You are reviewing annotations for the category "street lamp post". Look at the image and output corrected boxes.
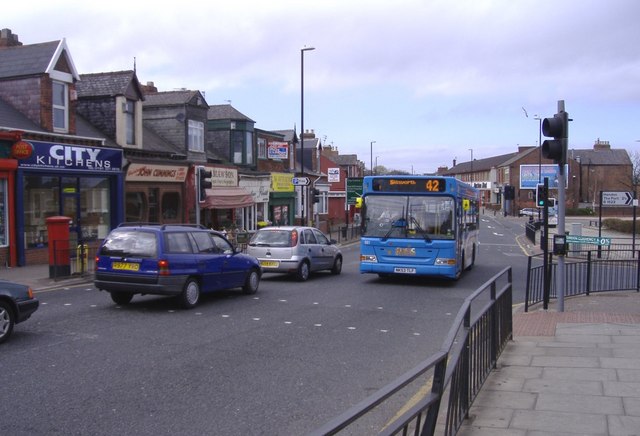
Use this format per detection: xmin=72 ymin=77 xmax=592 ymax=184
xmin=370 ymin=141 xmax=376 ymax=176
xmin=534 ymin=115 xmax=542 ymax=220
xmin=300 ymin=46 xmax=315 ymax=226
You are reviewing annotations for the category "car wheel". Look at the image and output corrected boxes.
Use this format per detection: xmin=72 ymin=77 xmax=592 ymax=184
xmin=180 ymin=278 xmax=200 ymax=309
xmin=0 ymin=301 xmax=15 ymax=344
xmin=110 ymin=292 xmax=133 ymax=305
xmin=331 ymin=256 xmax=343 ymax=275
xmin=242 ymin=268 xmax=260 ymax=295
xmin=296 ymin=261 xmax=310 ymax=281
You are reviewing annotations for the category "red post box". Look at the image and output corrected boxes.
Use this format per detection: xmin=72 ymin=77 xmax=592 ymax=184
xmin=46 ymin=216 xmax=72 ymax=278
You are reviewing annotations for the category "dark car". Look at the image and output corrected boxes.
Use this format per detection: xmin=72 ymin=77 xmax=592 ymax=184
xmin=94 ymin=224 xmax=261 ymax=308
xmin=246 ymin=226 xmax=342 ymax=281
xmin=0 ymin=279 xmax=39 ymax=344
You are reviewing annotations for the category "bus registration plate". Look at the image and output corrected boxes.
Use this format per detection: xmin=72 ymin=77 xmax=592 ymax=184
xmin=394 ymin=267 xmax=416 ymax=274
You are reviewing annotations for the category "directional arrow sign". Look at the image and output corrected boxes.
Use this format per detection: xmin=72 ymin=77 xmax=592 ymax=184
xmin=566 ymin=235 xmax=611 ymax=246
xmin=602 ymin=191 xmax=633 ymax=206
xmin=292 ymin=177 xmax=310 ymax=186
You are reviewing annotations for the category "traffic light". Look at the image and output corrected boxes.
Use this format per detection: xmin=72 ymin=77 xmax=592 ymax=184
xmin=311 ymin=188 xmax=320 ymax=203
xmin=536 ymin=184 xmax=547 ymax=208
xmin=197 ymin=166 xmax=212 ymax=202
xmin=541 ymin=110 xmax=569 ymax=165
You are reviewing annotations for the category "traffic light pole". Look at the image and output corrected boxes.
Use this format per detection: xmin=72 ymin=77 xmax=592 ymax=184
xmin=556 ymin=100 xmax=567 ymax=312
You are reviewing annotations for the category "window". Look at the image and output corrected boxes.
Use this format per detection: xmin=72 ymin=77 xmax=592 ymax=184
xmin=165 ymin=232 xmax=194 ymax=253
xmin=231 ymin=130 xmax=254 ymax=165
xmin=161 ymin=192 xmax=181 ymax=221
xmin=125 ymin=100 xmax=135 ymax=145
xmin=52 ymin=81 xmax=68 ymax=132
xmin=258 ymin=138 xmax=267 ymax=159
xmin=188 ymin=120 xmax=204 ymax=152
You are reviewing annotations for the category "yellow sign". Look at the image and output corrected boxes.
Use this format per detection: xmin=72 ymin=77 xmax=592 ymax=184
xmin=462 ymin=199 xmax=470 ymax=211
xmin=271 ymin=173 xmax=294 ymax=192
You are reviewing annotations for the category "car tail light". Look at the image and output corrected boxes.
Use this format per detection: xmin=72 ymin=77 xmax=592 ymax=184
xmin=158 ymin=259 xmax=170 ymax=276
xmin=290 ymin=230 xmax=298 ymax=247
xmin=27 ymin=287 xmax=34 ymax=299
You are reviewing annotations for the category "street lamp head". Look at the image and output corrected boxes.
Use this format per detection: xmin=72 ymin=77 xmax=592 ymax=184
xmin=301 ymin=46 xmax=315 ymax=52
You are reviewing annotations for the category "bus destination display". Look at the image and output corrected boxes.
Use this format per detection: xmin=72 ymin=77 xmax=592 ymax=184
xmin=372 ymin=177 xmax=446 ymax=193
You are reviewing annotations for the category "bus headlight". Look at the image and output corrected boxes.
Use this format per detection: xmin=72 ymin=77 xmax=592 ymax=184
xmin=360 ymin=254 xmax=377 ymax=263
xmin=435 ymin=258 xmax=456 ymax=266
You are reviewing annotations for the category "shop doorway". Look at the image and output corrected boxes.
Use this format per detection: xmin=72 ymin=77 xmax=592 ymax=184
xmin=62 ymin=177 xmax=80 ymax=248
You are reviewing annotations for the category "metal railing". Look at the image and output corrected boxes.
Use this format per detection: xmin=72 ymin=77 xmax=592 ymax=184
xmin=310 ymin=267 xmax=513 ymax=436
xmin=525 ymin=249 xmax=640 ymax=311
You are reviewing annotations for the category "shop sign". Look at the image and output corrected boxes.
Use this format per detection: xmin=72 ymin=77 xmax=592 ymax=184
xmin=208 ymin=166 xmax=237 ymax=187
xmin=127 ymin=163 xmax=187 ymax=182
xmin=267 ymin=142 xmax=288 ymax=159
xmin=271 ymin=172 xmax=294 ymax=192
xmin=11 ymin=140 xmax=33 ymax=159
xmin=17 ymin=140 xmax=122 ymax=172
xmin=328 ymin=168 xmax=340 ymax=183
xmin=240 ymin=177 xmax=271 ymax=203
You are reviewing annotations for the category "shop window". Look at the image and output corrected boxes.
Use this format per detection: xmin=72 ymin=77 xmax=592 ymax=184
xmin=24 ymin=176 xmax=60 ymax=248
xmin=148 ymin=189 xmax=159 ymax=223
xmin=161 ymin=192 xmax=181 ymax=221
xmin=0 ymin=180 xmax=7 ymax=246
xmin=80 ymin=177 xmax=111 ymax=239
xmin=126 ymin=192 xmax=147 ymax=222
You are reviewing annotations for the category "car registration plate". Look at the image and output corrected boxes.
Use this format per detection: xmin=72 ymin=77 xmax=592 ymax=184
xmin=260 ymin=260 xmax=280 ymax=268
xmin=394 ymin=267 xmax=416 ymax=274
xmin=112 ymin=262 xmax=140 ymax=271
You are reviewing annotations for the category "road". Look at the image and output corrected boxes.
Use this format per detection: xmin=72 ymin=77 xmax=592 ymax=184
xmin=1 ymin=215 xmax=530 ymax=435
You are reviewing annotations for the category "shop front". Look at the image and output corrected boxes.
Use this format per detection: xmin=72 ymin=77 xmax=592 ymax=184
xmin=15 ymin=140 xmax=124 ymax=266
xmin=269 ymin=173 xmax=295 ymax=226
xmin=125 ymin=163 xmax=188 ymax=224
xmin=239 ymin=174 xmax=271 ymax=232
xmin=199 ymin=166 xmax=254 ymax=234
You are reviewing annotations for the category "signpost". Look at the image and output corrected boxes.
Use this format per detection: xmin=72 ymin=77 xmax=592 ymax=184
xmin=292 ymin=177 xmax=310 ymax=186
xmin=601 ymin=191 xmax=633 ymax=206
xmin=566 ymin=235 xmax=611 ymax=246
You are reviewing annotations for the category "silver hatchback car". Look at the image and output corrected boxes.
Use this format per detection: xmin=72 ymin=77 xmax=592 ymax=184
xmin=246 ymin=226 xmax=342 ymax=281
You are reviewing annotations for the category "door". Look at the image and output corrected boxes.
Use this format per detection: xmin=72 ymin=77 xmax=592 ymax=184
xmin=61 ymin=177 xmax=80 ymax=249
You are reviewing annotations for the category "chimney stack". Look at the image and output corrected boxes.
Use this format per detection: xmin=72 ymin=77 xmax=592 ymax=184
xmin=0 ymin=28 xmax=22 ymax=48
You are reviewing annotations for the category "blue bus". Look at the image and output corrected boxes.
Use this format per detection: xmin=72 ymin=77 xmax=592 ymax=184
xmin=358 ymin=175 xmax=479 ymax=280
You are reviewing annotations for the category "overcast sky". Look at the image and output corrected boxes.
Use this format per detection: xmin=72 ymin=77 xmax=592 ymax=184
xmin=5 ymin=0 xmax=640 ymax=174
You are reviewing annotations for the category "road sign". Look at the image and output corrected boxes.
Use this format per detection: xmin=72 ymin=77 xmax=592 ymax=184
xmin=602 ymin=191 xmax=633 ymax=206
xmin=566 ymin=235 xmax=611 ymax=246
xmin=292 ymin=177 xmax=310 ymax=186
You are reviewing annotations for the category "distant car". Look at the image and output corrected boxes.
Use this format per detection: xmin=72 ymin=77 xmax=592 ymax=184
xmin=518 ymin=208 xmax=539 ymax=217
xmin=0 ymin=279 xmax=39 ymax=344
xmin=94 ymin=224 xmax=262 ymax=308
xmin=246 ymin=226 xmax=342 ymax=281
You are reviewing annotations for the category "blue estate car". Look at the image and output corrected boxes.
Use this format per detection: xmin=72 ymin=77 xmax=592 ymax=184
xmin=94 ymin=224 xmax=261 ymax=309
xmin=0 ymin=279 xmax=39 ymax=344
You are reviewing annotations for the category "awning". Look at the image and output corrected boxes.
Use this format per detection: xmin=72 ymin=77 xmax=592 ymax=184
xmin=202 ymin=187 xmax=255 ymax=209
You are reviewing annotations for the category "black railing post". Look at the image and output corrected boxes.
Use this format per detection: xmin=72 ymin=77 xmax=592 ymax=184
xmin=636 ymin=251 xmax=640 ymax=292
xmin=525 ymin=255 xmax=532 ymax=312
xmin=586 ymin=251 xmax=592 ymax=296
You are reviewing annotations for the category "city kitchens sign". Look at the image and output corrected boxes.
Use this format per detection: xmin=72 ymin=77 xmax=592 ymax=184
xmin=126 ymin=163 xmax=188 ymax=182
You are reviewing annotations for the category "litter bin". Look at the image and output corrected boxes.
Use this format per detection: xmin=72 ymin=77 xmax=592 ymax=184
xmin=341 ymin=227 xmax=348 ymax=238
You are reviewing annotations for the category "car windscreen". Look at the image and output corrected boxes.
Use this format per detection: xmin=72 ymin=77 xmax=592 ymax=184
xmin=99 ymin=229 xmax=158 ymax=257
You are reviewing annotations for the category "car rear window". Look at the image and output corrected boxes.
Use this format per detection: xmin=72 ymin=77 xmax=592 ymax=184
xmin=249 ymin=230 xmax=292 ymax=247
xmin=100 ymin=230 xmax=158 ymax=257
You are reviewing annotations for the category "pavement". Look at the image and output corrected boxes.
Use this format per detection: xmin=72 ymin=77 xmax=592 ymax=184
xmin=3 ymin=220 xmax=640 ymax=435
